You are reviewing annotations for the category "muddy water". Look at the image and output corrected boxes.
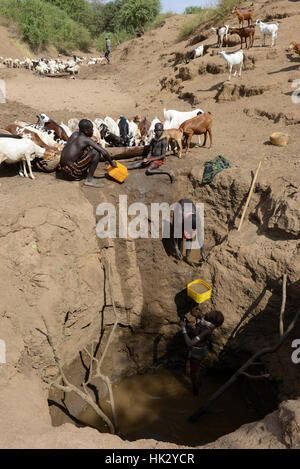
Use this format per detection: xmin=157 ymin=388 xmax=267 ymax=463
xmin=76 ymin=369 xmax=258 ymax=446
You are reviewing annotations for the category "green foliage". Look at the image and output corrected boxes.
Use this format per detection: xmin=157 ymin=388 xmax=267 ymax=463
xmin=0 ymin=0 xmax=91 ymax=52
xmin=45 ymin=0 xmax=93 ymax=28
xmin=185 ymin=6 xmax=203 ymax=14
xmin=95 ymin=29 xmax=131 ymax=52
xmin=0 ymin=0 xmax=166 ymax=51
xmin=179 ymin=0 xmax=243 ymax=41
xmin=119 ymin=0 xmax=161 ymax=34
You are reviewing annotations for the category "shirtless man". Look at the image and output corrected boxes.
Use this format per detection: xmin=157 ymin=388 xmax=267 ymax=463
xmin=60 ymin=119 xmax=116 ymax=188
xmin=125 ymin=122 xmax=175 ymax=183
xmin=172 ymin=198 xmax=206 ymax=265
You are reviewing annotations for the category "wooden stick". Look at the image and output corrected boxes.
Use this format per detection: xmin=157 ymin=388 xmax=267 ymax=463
xmin=280 ymin=274 xmax=287 ymax=337
xmin=237 ymin=161 xmax=262 ymax=232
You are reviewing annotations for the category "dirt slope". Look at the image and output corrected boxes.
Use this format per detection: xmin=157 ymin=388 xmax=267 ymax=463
xmin=0 ymin=0 xmax=300 ymax=449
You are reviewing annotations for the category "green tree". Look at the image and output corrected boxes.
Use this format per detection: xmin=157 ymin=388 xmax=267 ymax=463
xmin=45 ymin=0 xmax=93 ymax=27
xmin=185 ymin=6 xmax=203 ymax=14
xmin=118 ymin=0 xmax=161 ymax=34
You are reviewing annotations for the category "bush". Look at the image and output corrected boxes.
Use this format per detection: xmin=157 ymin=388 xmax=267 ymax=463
xmin=145 ymin=11 xmax=175 ymax=31
xmin=179 ymin=0 xmax=243 ymax=41
xmin=95 ymin=29 xmax=131 ymax=53
xmin=0 ymin=0 xmax=91 ymax=52
xmin=118 ymin=0 xmax=161 ymax=34
xmin=185 ymin=6 xmax=203 ymax=14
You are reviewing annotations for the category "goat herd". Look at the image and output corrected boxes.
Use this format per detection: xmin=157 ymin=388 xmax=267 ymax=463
xmin=0 ymin=108 xmax=213 ymax=180
xmin=186 ymin=3 xmax=300 ymax=81
xmin=0 ymin=55 xmax=107 ymax=77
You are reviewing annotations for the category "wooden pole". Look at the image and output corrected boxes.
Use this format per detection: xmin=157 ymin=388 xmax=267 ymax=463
xmin=237 ymin=161 xmax=262 ymax=232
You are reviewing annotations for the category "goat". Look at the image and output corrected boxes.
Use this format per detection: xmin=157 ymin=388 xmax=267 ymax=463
xmin=104 ymin=116 xmax=120 ymax=136
xmin=232 ymin=3 xmax=254 ymax=27
xmin=138 ymin=117 xmax=151 ymax=140
xmin=179 ymin=112 xmax=212 ymax=153
xmin=256 ymin=20 xmax=278 ymax=47
xmin=5 ymin=124 xmax=61 ymax=160
xmin=68 ymin=118 xmax=80 ymax=133
xmin=99 ymin=124 xmax=123 ymax=147
xmin=185 ymin=45 xmax=205 ymax=64
xmin=163 ymin=129 xmax=183 ymax=158
xmin=289 ymin=42 xmax=300 ymax=56
xmin=128 ymin=121 xmax=140 ymax=146
xmin=0 ymin=137 xmax=45 ymax=179
xmin=36 ymin=113 xmax=69 ymax=141
xmin=218 ymin=50 xmax=244 ymax=80
xmin=229 ymin=25 xmax=255 ymax=49
xmin=211 ymin=25 xmax=229 ymax=48
xmin=148 ymin=118 xmax=161 ymax=141
xmin=163 ymin=108 xmax=203 ymax=130
xmin=118 ymin=116 xmax=130 ymax=146
xmin=60 ymin=122 xmax=73 ymax=137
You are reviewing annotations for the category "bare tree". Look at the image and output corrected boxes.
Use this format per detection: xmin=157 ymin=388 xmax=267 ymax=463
xmin=42 ymin=258 xmax=119 ymax=434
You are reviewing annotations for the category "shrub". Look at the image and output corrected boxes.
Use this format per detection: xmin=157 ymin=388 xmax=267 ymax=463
xmin=0 ymin=0 xmax=91 ymax=52
xmin=179 ymin=0 xmax=243 ymax=41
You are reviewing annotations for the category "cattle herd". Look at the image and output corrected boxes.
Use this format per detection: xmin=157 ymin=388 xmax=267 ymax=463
xmin=0 ymin=54 xmax=107 ymax=77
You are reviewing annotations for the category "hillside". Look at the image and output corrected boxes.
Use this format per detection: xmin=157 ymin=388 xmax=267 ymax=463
xmin=0 ymin=0 xmax=300 ymax=449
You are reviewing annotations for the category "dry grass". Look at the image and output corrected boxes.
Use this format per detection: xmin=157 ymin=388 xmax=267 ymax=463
xmin=178 ymin=0 xmax=243 ymax=41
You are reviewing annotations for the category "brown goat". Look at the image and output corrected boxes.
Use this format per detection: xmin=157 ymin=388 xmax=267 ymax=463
xmin=289 ymin=41 xmax=300 ymax=56
xmin=163 ymin=128 xmax=183 ymax=158
xmin=229 ymin=25 xmax=255 ymax=49
xmin=179 ymin=112 xmax=212 ymax=153
xmin=232 ymin=4 xmax=254 ymax=28
xmin=138 ymin=117 xmax=151 ymax=140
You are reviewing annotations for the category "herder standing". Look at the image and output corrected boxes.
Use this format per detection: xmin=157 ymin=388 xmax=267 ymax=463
xmin=105 ymin=37 xmax=111 ymax=64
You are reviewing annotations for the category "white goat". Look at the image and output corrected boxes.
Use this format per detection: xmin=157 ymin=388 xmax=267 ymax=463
xmin=104 ymin=116 xmax=120 ymax=136
xmin=60 ymin=122 xmax=72 ymax=137
xmin=212 ymin=25 xmax=229 ymax=47
xmin=148 ymin=118 xmax=161 ymax=140
xmin=0 ymin=138 xmax=45 ymax=179
xmin=256 ymin=20 xmax=278 ymax=47
xmin=163 ymin=108 xmax=203 ymax=130
xmin=68 ymin=118 xmax=79 ymax=133
xmin=218 ymin=50 xmax=244 ymax=81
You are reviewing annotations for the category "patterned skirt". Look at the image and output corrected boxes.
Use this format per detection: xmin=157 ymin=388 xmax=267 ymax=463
xmin=61 ymin=146 xmax=93 ymax=180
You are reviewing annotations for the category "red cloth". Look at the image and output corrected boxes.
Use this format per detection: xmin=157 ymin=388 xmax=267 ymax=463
xmin=149 ymin=155 xmax=165 ymax=168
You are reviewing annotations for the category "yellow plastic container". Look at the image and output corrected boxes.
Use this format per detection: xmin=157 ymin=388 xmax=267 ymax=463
xmin=107 ymin=161 xmax=128 ymax=183
xmin=187 ymin=279 xmax=212 ymax=304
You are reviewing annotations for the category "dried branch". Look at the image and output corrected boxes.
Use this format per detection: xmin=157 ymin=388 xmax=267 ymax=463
xmin=94 ymin=259 xmax=119 ymax=431
xmin=42 ymin=316 xmax=115 ymax=434
xmin=239 ymin=372 xmax=270 ymax=379
xmin=280 ymin=274 xmax=287 ymax=337
xmin=190 ymin=298 xmax=300 ymax=423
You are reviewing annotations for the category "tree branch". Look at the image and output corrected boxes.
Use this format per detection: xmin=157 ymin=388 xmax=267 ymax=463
xmin=280 ymin=274 xmax=287 ymax=337
xmin=190 ymin=306 xmax=300 ymax=423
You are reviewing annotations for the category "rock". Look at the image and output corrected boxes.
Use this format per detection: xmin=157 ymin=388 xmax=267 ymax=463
xmin=279 ymin=400 xmax=300 ymax=448
xmin=216 ymin=82 xmax=275 ymax=101
xmin=270 ymin=131 xmax=289 ymax=146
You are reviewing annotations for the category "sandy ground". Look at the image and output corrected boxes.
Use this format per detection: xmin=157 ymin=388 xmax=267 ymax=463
xmin=0 ymin=0 xmax=299 ymax=449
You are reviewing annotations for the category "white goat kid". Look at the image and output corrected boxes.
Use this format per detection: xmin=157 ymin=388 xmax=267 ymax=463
xmin=0 ymin=138 xmax=45 ymax=179
xmin=218 ymin=50 xmax=244 ymax=81
xmin=256 ymin=20 xmax=278 ymax=47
